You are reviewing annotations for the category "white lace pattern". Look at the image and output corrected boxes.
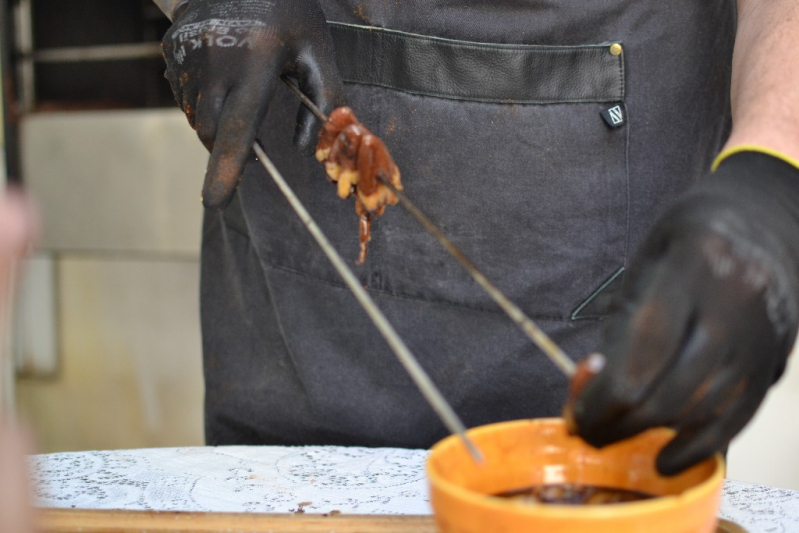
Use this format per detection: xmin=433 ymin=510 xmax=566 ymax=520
xmin=30 ymin=446 xmax=799 ymax=532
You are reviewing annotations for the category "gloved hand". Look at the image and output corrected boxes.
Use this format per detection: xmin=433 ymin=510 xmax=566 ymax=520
xmin=571 ymin=149 xmax=799 ymax=476
xmin=161 ymin=0 xmax=344 ymax=208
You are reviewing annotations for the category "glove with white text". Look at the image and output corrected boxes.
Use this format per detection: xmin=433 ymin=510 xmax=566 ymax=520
xmin=162 ymin=0 xmax=344 ymax=208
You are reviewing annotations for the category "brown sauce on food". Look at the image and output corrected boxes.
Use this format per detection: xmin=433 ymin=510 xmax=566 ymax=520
xmin=316 ymin=106 xmax=403 ymax=265
xmin=494 ymin=484 xmax=656 ymax=505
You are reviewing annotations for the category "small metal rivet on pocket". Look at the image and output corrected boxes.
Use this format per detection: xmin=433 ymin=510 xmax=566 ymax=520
xmin=609 ymin=43 xmax=623 ymax=56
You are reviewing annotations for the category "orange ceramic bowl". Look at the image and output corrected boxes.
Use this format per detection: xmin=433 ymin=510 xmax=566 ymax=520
xmin=427 ymin=418 xmax=724 ymax=533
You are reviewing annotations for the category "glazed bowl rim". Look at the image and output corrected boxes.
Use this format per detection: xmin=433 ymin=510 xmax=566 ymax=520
xmin=426 ymin=418 xmax=725 ymax=520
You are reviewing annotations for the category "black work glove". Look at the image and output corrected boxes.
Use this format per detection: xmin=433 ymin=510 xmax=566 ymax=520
xmin=162 ymin=0 xmax=344 ymax=208
xmin=571 ymin=150 xmax=799 ymax=476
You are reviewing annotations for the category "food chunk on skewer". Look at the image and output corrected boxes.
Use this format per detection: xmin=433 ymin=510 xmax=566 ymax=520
xmin=327 ymin=124 xmax=367 ymax=199
xmin=316 ymin=107 xmax=358 ymax=163
xmin=355 ymin=133 xmax=402 ymax=214
xmin=315 ymin=106 xmax=403 ymax=264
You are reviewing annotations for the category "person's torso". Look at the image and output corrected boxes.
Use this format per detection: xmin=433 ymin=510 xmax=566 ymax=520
xmin=206 ymin=0 xmax=737 ymax=446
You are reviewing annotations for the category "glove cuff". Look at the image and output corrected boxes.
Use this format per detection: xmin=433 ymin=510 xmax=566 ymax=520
xmin=703 ymin=148 xmax=799 ymax=227
xmin=712 ymin=144 xmax=799 ymax=173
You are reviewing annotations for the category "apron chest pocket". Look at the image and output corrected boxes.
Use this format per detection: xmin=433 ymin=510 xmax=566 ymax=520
xmin=262 ymin=23 xmax=629 ymax=321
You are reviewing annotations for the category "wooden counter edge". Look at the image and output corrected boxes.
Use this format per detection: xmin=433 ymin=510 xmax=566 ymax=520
xmin=38 ymin=508 xmax=438 ymax=533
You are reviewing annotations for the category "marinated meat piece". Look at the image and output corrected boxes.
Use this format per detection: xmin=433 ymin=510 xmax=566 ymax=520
xmin=316 ymin=107 xmax=358 ymax=163
xmin=316 ymin=107 xmax=403 ymax=264
xmin=326 ymin=124 xmax=368 ymax=199
xmin=355 ymin=133 xmax=402 ymax=214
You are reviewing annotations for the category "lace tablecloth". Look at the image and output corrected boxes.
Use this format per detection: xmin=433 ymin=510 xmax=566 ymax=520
xmin=30 ymin=446 xmax=799 ymax=532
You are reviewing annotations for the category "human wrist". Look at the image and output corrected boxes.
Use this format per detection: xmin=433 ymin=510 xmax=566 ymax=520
xmin=153 ymin=0 xmax=191 ymax=21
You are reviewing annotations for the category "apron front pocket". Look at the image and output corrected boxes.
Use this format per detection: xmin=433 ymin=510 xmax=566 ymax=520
xmin=338 ymin=24 xmax=629 ymax=319
xmin=253 ymin=23 xmax=628 ymax=320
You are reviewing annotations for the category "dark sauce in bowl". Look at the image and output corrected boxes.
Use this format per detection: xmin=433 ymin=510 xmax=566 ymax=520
xmin=495 ymin=484 xmax=656 ymax=505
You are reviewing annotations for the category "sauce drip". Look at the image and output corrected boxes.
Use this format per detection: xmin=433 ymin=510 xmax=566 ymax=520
xmin=316 ymin=107 xmax=403 ymax=264
xmin=357 ymin=212 xmax=371 ymax=266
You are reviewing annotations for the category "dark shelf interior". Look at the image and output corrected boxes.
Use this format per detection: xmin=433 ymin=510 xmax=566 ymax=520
xmin=28 ymin=0 xmax=175 ymax=109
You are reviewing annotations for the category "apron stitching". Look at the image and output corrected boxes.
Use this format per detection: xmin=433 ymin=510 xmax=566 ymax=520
xmin=622 ymin=99 xmax=631 ymax=282
xmin=618 ymin=44 xmax=625 ymax=99
xmin=265 ymin=262 xmax=596 ymax=322
xmin=329 ymin=22 xmax=620 ymax=53
xmin=570 ymin=266 xmax=625 ymax=320
xmin=343 ymin=80 xmax=618 ymax=105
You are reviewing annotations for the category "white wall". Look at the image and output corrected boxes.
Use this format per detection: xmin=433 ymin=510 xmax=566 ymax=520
xmin=16 ymin=110 xmax=207 ymax=452
xmin=728 ymin=343 xmax=799 ymax=490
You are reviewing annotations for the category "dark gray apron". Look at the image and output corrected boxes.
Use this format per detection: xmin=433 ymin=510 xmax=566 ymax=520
xmin=200 ymin=1 xmax=736 ymax=446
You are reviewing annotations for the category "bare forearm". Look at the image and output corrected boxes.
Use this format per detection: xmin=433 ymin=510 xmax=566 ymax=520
xmin=152 ymin=0 xmax=188 ymax=21
xmin=723 ymin=0 xmax=799 ymax=159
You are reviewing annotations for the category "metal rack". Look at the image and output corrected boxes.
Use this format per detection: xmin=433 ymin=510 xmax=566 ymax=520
xmin=12 ymin=0 xmax=167 ymax=113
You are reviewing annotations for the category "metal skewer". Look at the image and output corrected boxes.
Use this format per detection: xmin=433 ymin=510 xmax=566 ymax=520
xmin=253 ymin=141 xmax=485 ymax=464
xmin=282 ymin=76 xmax=328 ymax=125
xmin=282 ymin=76 xmax=576 ymax=378
xmin=378 ymin=179 xmax=576 ymax=377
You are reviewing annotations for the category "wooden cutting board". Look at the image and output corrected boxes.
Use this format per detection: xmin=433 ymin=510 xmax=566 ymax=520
xmin=38 ymin=508 xmax=438 ymax=533
xmin=38 ymin=509 xmax=746 ymax=533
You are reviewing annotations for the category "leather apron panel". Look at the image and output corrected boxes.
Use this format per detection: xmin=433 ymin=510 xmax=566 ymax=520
xmin=201 ymin=0 xmax=736 ymax=446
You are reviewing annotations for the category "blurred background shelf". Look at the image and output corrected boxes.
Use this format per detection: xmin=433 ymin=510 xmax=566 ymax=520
xmin=2 ymin=0 xmax=205 ymax=450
